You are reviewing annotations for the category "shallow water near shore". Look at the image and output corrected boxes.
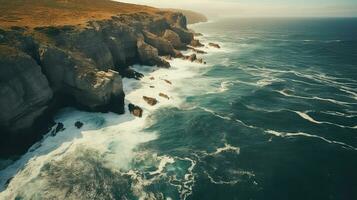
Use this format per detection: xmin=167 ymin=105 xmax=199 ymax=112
xmin=1 ymin=18 xmax=357 ymax=199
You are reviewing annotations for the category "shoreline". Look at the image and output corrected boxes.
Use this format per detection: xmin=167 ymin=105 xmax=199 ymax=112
xmin=0 ymin=23 xmax=223 ymax=196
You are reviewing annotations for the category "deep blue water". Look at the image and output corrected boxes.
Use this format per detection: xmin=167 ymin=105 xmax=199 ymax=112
xmin=1 ymin=18 xmax=357 ymax=200
xmin=143 ymin=18 xmax=357 ymax=200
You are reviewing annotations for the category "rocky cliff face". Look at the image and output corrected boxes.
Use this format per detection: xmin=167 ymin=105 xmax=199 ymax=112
xmin=0 ymin=6 xmax=200 ymax=157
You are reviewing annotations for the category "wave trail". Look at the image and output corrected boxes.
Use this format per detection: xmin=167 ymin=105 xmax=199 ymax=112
xmin=277 ymin=90 xmax=357 ymax=106
xmin=266 ymin=130 xmax=357 ymax=151
xmin=294 ymin=111 xmax=357 ymax=129
xmin=198 ymin=106 xmax=258 ymax=129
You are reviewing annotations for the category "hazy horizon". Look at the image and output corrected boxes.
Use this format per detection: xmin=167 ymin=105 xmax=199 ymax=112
xmin=118 ymin=0 xmax=357 ymax=18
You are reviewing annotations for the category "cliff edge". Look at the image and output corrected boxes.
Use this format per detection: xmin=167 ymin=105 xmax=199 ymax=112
xmin=165 ymin=9 xmax=208 ymax=24
xmin=0 ymin=0 xmax=204 ymax=157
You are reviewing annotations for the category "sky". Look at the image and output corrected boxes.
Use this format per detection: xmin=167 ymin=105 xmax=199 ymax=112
xmin=118 ymin=0 xmax=357 ymax=18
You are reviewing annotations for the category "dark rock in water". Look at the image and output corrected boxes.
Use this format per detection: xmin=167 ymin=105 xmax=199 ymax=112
xmin=51 ymin=122 xmax=65 ymax=136
xmin=55 ymin=123 xmax=65 ymax=132
xmin=150 ymin=86 xmax=155 ymax=88
xmin=209 ymin=42 xmax=221 ymax=48
xmin=159 ymin=93 xmax=170 ymax=100
xmin=196 ymin=58 xmax=204 ymax=64
xmin=143 ymin=96 xmax=158 ymax=106
xmin=120 ymin=67 xmax=144 ymax=80
xmin=128 ymin=103 xmax=143 ymax=118
xmin=188 ymin=54 xmax=197 ymax=62
xmin=187 ymin=46 xmax=207 ymax=54
xmin=75 ymin=121 xmax=84 ymax=129
xmin=183 ymin=53 xmax=205 ymax=63
xmin=164 ymin=79 xmax=172 ymax=85
xmin=5 ymin=177 xmax=13 ymax=186
xmin=149 ymin=77 xmax=155 ymax=80
xmin=190 ymin=39 xmax=204 ymax=47
xmin=184 ymin=53 xmax=200 ymax=62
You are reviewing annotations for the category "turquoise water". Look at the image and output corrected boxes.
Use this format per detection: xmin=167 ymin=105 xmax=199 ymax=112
xmin=1 ymin=18 xmax=357 ymax=200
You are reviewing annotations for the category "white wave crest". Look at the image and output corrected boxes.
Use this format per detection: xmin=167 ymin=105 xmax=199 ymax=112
xmin=295 ymin=111 xmax=357 ymax=129
xmin=266 ymin=130 xmax=357 ymax=151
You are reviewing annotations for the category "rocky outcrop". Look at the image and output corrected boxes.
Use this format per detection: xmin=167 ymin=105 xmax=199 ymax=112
xmin=143 ymin=31 xmax=177 ymax=56
xmin=75 ymin=121 xmax=84 ymax=129
xmin=137 ymin=39 xmax=170 ymax=68
xmin=143 ymin=96 xmax=158 ymax=106
xmin=190 ymin=39 xmax=204 ymax=47
xmin=0 ymin=3 xmax=200 ymax=157
xmin=159 ymin=93 xmax=170 ymax=100
xmin=183 ymin=53 xmax=204 ymax=64
xmin=119 ymin=67 xmax=144 ymax=80
xmin=209 ymin=42 xmax=221 ymax=49
xmin=164 ymin=79 xmax=172 ymax=85
xmin=170 ymin=26 xmax=194 ymax=44
xmin=187 ymin=46 xmax=207 ymax=54
xmin=128 ymin=103 xmax=143 ymax=118
xmin=163 ymin=29 xmax=185 ymax=50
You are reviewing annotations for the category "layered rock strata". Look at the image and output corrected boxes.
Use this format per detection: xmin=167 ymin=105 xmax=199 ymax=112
xmin=0 ymin=6 xmax=202 ymax=157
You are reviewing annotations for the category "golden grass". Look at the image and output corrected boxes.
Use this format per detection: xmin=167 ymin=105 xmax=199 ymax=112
xmin=0 ymin=0 xmax=160 ymax=28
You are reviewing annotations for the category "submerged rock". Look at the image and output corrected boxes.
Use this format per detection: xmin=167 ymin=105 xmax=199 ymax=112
xmin=183 ymin=53 xmax=204 ymax=63
xmin=128 ymin=103 xmax=143 ymax=118
xmin=209 ymin=42 xmax=221 ymax=48
xmin=187 ymin=54 xmax=197 ymax=62
xmin=187 ymin=46 xmax=207 ymax=54
xmin=51 ymin=122 xmax=65 ymax=136
xmin=164 ymin=79 xmax=172 ymax=85
xmin=120 ymin=67 xmax=144 ymax=80
xmin=196 ymin=58 xmax=204 ymax=64
xmin=159 ymin=93 xmax=170 ymax=100
xmin=75 ymin=121 xmax=84 ymax=129
xmin=143 ymin=96 xmax=158 ymax=106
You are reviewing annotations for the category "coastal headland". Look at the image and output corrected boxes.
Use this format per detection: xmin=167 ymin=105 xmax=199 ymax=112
xmin=0 ymin=0 xmax=211 ymax=157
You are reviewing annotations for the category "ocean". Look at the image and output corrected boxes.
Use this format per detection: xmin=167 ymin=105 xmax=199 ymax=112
xmin=1 ymin=18 xmax=357 ymax=200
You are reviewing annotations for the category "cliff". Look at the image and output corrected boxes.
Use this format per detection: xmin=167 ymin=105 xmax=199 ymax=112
xmin=0 ymin=0 xmax=203 ymax=157
xmin=165 ymin=9 xmax=208 ymax=24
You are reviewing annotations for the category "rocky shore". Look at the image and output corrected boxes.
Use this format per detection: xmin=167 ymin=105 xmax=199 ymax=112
xmin=0 ymin=0 xmax=210 ymax=158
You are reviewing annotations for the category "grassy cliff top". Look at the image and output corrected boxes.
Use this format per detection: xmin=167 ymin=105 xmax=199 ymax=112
xmin=0 ymin=0 xmax=159 ymax=28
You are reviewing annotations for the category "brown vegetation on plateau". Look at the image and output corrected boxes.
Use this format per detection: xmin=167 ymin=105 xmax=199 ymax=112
xmin=0 ymin=0 xmax=159 ymax=28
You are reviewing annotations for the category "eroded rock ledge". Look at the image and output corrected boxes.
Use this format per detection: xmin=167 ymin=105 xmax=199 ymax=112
xmin=0 ymin=9 xmax=201 ymax=157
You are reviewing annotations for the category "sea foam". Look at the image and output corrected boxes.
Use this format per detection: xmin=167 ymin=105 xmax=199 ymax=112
xmin=0 ymin=42 xmax=218 ymax=199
